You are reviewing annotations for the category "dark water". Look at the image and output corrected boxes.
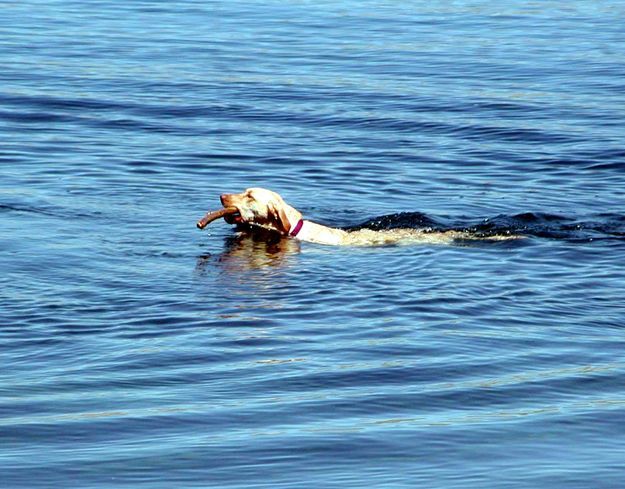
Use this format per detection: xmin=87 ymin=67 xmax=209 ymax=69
xmin=2 ymin=1 xmax=625 ymax=487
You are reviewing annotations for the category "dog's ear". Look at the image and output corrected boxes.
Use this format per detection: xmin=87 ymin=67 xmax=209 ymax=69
xmin=267 ymin=202 xmax=292 ymax=235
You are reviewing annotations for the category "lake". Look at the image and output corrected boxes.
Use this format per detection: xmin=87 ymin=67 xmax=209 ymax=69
xmin=1 ymin=1 xmax=624 ymax=488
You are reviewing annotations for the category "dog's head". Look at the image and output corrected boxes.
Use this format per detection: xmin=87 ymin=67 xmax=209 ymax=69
xmin=220 ymin=188 xmax=302 ymax=235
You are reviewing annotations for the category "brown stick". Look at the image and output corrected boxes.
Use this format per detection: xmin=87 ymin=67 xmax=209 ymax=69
xmin=196 ymin=206 xmax=239 ymax=229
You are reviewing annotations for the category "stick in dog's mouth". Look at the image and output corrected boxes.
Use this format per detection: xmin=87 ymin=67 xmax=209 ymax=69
xmin=196 ymin=206 xmax=239 ymax=229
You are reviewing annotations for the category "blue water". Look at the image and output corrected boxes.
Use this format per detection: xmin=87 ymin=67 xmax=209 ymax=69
xmin=2 ymin=1 xmax=625 ymax=487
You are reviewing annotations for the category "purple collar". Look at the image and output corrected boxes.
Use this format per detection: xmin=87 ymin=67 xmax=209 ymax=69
xmin=289 ymin=219 xmax=304 ymax=237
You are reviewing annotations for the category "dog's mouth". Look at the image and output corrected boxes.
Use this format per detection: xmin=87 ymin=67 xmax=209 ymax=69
xmin=196 ymin=206 xmax=240 ymax=229
xmin=223 ymin=209 xmax=243 ymax=225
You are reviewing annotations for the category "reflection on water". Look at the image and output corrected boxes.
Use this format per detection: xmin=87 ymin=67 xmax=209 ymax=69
xmin=196 ymin=226 xmax=301 ymax=275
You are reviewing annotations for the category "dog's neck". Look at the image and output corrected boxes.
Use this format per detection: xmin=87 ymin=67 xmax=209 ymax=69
xmin=289 ymin=219 xmax=347 ymax=245
xmin=281 ymin=202 xmax=347 ymax=245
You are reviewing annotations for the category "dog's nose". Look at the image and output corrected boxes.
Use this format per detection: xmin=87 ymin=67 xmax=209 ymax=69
xmin=220 ymin=194 xmax=228 ymax=205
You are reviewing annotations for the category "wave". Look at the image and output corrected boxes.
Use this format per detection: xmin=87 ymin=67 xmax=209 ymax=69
xmin=349 ymin=212 xmax=625 ymax=242
xmin=0 ymin=202 xmax=99 ymax=220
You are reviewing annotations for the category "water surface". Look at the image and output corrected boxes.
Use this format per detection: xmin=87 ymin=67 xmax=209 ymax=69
xmin=2 ymin=1 xmax=625 ymax=488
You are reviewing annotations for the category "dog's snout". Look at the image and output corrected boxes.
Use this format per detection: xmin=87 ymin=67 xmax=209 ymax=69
xmin=220 ymin=194 xmax=229 ymax=206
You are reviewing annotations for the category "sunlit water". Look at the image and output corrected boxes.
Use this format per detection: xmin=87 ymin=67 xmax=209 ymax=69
xmin=2 ymin=1 xmax=625 ymax=488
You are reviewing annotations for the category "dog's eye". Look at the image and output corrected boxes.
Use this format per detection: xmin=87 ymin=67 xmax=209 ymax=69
xmin=246 ymin=200 xmax=261 ymax=214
